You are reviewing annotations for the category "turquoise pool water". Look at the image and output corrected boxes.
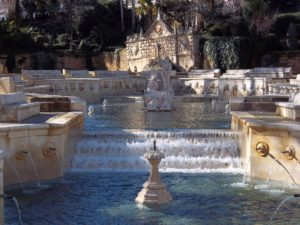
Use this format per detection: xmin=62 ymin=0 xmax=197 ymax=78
xmin=5 ymin=172 xmax=300 ymax=225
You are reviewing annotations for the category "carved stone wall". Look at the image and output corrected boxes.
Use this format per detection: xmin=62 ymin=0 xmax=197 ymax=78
xmin=126 ymin=19 xmax=201 ymax=72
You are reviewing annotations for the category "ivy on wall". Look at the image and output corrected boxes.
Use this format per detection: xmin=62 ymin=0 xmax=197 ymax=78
xmin=203 ymin=37 xmax=262 ymax=71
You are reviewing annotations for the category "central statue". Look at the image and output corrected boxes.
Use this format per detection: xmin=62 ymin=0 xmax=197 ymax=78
xmin=143 ymin=58 xmax=174 ymax=111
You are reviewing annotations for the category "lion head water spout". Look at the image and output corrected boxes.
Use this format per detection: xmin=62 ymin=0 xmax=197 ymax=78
xmin=135 ymin=140 xmax=172 ymax=205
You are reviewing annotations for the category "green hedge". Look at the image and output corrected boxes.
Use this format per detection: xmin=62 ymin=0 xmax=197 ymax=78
xmin=206 ymin=19 xmax=249 ymax=37
xmin=272 ymin=12 xmax=300 ymax=37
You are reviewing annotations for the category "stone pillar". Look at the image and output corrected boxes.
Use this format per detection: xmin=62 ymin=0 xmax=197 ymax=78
xmin=135 ymin=141 xmax=172 ymax=205
xmin=0 ymin=77 xmax=15 ymax=94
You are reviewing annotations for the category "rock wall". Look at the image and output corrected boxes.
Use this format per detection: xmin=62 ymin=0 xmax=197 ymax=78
xmin=0 ymin=51 xmax=129 ymax=72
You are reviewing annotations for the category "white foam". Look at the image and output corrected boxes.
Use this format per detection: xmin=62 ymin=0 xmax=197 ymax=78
xmin=71 ymin=130 xmax=241 ymax=173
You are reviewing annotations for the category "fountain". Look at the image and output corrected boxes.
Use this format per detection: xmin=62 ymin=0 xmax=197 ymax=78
xmin=88 ymin=105 xmax=95 ymax=115
xmin=143 ymin=59 xmax=173 ymax=111
xmin=43 ymin=142 xmax=64 ymax=183
xmin=27 ymin=151 xmax=41 ymax=187
xmin=103 ymin=99 xmax=108 ymax=107
xmin=135 ymin=140 xmax=172 ymax=205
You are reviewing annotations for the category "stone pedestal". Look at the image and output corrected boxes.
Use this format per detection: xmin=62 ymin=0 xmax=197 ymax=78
xmin=135 ymin=142 xmax=172 ymax=204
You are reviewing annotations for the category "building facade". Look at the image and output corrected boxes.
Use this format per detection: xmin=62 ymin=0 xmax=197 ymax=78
xmin=126 ymin=18 xmax=201 ymax=72
xmin=0 ymin=0 xmax=11 ymax=20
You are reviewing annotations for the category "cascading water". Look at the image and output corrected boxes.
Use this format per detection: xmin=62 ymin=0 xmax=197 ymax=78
xmin=71 ymin=129 xmax=242 ymax=173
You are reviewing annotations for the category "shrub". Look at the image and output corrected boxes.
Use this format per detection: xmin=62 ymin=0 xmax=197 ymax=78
xmin=57 ymin=34 xmax=70 ymax=44
xmin=207 ymin=24 xmax=222 ymax=36
xmin=263 ymin=33 xmax=281 ymax=51
xmin=34 ymin=35 xmax=49 ymax=47
xmin=206 ymin=19 xmax=250 ymax=37
xmin=287 ymin=22 xmax=299 ymax=38
xmin=272 ymin=12 xmax=300 ymax=37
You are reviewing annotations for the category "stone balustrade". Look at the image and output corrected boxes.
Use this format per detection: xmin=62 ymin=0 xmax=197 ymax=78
xmin=276 ymin=93 xmax=300 ymax=120
xmin=0 ymin=92 xmax=40 ymax=122
xmin=63 ymin=69 xmax=91 ymax=78
xmin=221 ymin=69 xmax=252 ymax=78
xmin=188 ymin=69 xmax=221 ymax=78
xmin=247 ymin=67 xmax=292 ymax=78
xmin=90 ymin=70 xmax=131 ymax=78
xmin=268 ymin=84 xmax=300 ymax=95
xmin=45 ymin=78 xmax=146 ymax=103
xmin=22 ymin=69 xmax=64 ymax=80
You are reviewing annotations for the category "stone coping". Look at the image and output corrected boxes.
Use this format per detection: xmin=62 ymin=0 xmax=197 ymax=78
xmin=252 ymin=67 xmax=291 ymax=73
xmin=231 ymin=111 xmax=300 ymax=132
xmin=275 ymin=102 xmax=300 ymax=109
xmin=219 ymin=77 xmax=270 ymax=80
xmin=46 ymin=112 xmax=83 ymax=127
xmin=0 ymin=112 xmax=83 ymax=132
xmin=178 ymin=78 xmax=217 ymax=81
xmin=48 ymin=77 xmax=140 ymax=81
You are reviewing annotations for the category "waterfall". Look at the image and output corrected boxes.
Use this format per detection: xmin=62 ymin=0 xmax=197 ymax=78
xmin=71 ymin=129 xmax=242 ymax=173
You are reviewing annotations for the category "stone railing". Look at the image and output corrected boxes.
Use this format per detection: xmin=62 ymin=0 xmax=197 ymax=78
xmin=90 ymin=70 xmax=131 ymax=78
xmin=221 ymin=69 xmax=252 ymax=78
xmin=247 ymin=67 xmax=292 ymax=78
xmin=276 ymin=93 xmax=300 ymax=120
xmin=0 ymin=92 xmax=40 ymax=122
xmin=63 ymin=69 xmax=91 ymax=78
xmin=46 ymin=78 xmax=146 ymax=103
xmin=268 ymin=84 xmax=300 ymax=95
xmin=22 ymin=70 xmax=64 ymax=80
xmin=188 ymin=69 xmax=221 ymax=78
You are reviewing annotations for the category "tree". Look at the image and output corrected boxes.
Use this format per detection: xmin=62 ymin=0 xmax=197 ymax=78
xmin=135 ymin=0 xmax=154 ymax=29
xmin=160 ymin=0 xmax=210 ymax=30
xmin=243 ymin=0 xmax=272 ymax=35
xmin=120 ymin=0 xmax=125 ymax=31
xmin=131 ymin=0 xmax=136 ymax=31
xmin=78 ymin=2 xmax=126 ymax=49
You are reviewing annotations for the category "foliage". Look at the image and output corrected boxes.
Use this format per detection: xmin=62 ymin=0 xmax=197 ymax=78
xmin=160 ymin=0 xmax=210 ymax=27
xmin=272 ymin=13 xmax=300 ymax=37
xmin=21 ymin=0 xmax=60 ymax=16
xmin=203 ymin=36 xmax=266 ymax=71
xmin=77 ymin=2 xmax=127 ymax=50
xmin=287 ymin=22 xmax=299 ymax=38
xmin=243 ymin=0 xmax=272 ymax=35
xmin=205 ymin=18 xmax=249 ymax=37
xmin=135 ymin=0 xmax=155 ymax=29
xmin=57 ymin=34 xmax=70 ymax=44
xmin=0 ymin=21 xmax=35 ymax=50
xmin=213 ymin=0 xmax=243 ymax=18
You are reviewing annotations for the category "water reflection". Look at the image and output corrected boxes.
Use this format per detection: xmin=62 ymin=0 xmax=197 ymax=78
xmin=85 ymin=101 xmax=230 ymax=130
xmin=5 ymin=172 xmax=300 ymax=225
